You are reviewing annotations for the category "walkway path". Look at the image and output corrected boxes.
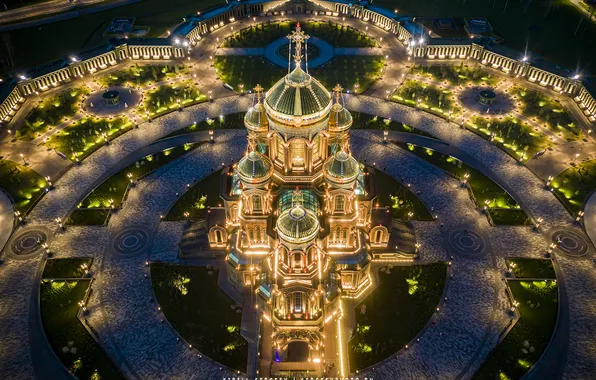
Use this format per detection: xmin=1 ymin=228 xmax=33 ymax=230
xmin=0 ymin=189 xmax=14 ymax=253
xmin=0 ymin=140 xmax=71 ymax=179
xmin=85 ymin=138 xmax=245 ymax=378
xmin=352 ymin=132 xmax=509 ymax=379
xmin=583 ymin=190 xmax=596 ymax=249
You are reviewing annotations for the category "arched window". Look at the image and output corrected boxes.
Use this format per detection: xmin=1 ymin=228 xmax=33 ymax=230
xmin=256 ymin=226 xmax=261 ymax=242
xmin=215 ymin=230 xmax=223 ymax=243
xmin=248 ymin=229 xmax=254 ymax=241
xmin=343 ymin=228 xmax=349 ymax=242
xmin=335 ymin=226 xmax=341 ymax=241
xmin=253 ymin=195 xmax=262 ymax=212
xmin=335 ymin=195 xmax=345 ymax=211
xmin=374 ymin=229 xmax=382 ymax=243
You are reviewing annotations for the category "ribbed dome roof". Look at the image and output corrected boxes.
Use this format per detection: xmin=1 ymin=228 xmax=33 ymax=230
xmin=328 ymin=103 xmax=353 ymax=131
xmin=244 ymin=103 xmax=268 ymax=131
xmin=265 ymin=67 xmax=331 ymax=117
xmin=237 ymin=151 xmax=273 ymax=183
xmin=276 ymin=204 xmax=320 ymax=244
xmin=324 ymin=151 xmax=360 ymax=183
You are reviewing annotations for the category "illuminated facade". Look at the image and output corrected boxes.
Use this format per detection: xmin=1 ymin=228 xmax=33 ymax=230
xmin=214 ymin=24 xmax=400 ymax=376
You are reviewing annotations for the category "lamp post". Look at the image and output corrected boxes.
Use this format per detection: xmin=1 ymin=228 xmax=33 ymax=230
xmin=19 ymin=153 xmax=27 ymax=165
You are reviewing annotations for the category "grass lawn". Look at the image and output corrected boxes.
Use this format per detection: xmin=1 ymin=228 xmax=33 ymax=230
xmin=473 ymin=279 xmax=558 ymax=380
xmin=161 ymin=112 xmax=245 ymax=140
xmin=396 ymin=142 xmax=529 ymax=224
xmin=44 ymin=116 xmax=133 ymax=161
xmin=349 ymin=263 xmax=447 ymax=371
xmin=0 ymin=159 xmax=48 ymax=214
xmin=70 ymin=143 xmax=201 ymax=225
xmin=489 ymin=208 xmax=532 ymax=226
xmin=18 ymin=87 xmax=89 ymax=141
xmin=550 ymin=159 xmax=596 ymax=214
xmin=214 ymin=55 xmax=384 ymax=94
xmin=412 ymin=63 xmax=501 ymax=87
xmin=392 ymin=79 xmax=461 ymax=118
xmin=371 ymin=168 xmax=434 ymax=221
xmin=66 ymin=208 xmax=111 ymax=226
xmin=2 ymin=0 xmax=222 ymax=71
xmin=40 ymin=280 xmax=124 ymax=379
xmin=511 ymin=86 xmax=581 ymax=141
xmin=151 ymin=263 xmax=248 ymax=372
xmin=97 ymin=63 xmax=188 ymax=88
xmin=139 ymin=80 xmax=207 ymax=118
xmin=466 ymin=116 xmax=553 ymax=162
xmin=165 ymin=169 xmax=223 ymax=221
xmin=351 ymin=111 xmax=436 ymax=138
xmin=222 ymin=20 xmax=375 ymax=48
xmin=43 ymin=258 xmax=93 ymax=279
xmin=506 ymin=258 xmax=556 ymax=279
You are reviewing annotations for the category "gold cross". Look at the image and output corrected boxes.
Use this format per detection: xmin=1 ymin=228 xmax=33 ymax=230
xmin=333 ymin=84 xmax=343 ymax=103
xmin=254 ymin=84 xmax=264 ymax=103
xmin=287 ymin=23 xmax=310 ymax=64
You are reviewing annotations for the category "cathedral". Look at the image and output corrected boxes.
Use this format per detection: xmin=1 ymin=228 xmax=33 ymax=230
xmin=198 ymin=24 xmax=414 ymax=377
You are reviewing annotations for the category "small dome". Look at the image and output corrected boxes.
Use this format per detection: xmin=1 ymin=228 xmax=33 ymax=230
xmin=324 ymin=151 xmax=360 ymax=184
xmin=265 ymin=67 xmax=331 ymax=117
xmin=276 ymin=204 xmax=320 ymax=244
xmin=244 ymin=103 xmax=268 ymax=132
xmin=237 ymin=151 xmax=273 ymax=183
xmin=328 ymin=103 xmax=353 ymax=131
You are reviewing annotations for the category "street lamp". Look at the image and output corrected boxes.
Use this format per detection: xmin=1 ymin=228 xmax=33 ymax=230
xmin=19 ymin=153 xmax=27 ymax=165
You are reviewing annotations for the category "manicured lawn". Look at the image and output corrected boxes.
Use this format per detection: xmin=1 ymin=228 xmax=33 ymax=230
xmin=97 ymin=63 xmax=188 ymax=88
xmin=506 ymin=258 xmax=556 ymax=279
xmin=18 ymin=87 xmax=89 ymax=141
xmin=223 ymin=20 xmax=375 ymax=48
xmin=412 ymin=63 xmax=501 ymax=87
xmin=396 ymin=142 xmax=529 ymax=224
xmin=66 ymin=208 xmax=111 ymax=226
xmin=151 ymin=263 xmax=248 ymax=372
xmin=215 ymin=55 xmax=384 ymax=94
xmin=0 ymin=159 xmax=48 ymax=214
xmin=311 ymin=56 xmax=384 ymax=94
xmin=139 ymin=80 xmax=208 ymax=117
xmin=70 ymin=143 xmax=201 ymax=225
xmin=473 ymin=280 xmax=558 ymax=380
xmin=466 ymin=116 xmax=553 ymax=162
xmin=43 ymin=258 xmax=93 ymax=279
xmin=165 ymin=169 xmax=223 ymax=221
xmin=392 ymin=79 xmax=461 ymax=118
xmin=40 ymin=280 xmax=124 ymax=379
xmin=550 ymin=159 xmax=596 ymax=214
xmin=161 ymin=112 xmax=245 ymax=139
xmin=44 ymin=116 xmax=133 ymax=161
xmin=489 ymin=208 xmax=532 ymax=226
xmin=351 ymin=111 xmax=436 ymax=138
xmin=371 ymin=168 xmax=433 ymax=221
xmin=349 ymin=263 xmax=447 ymax=372
xmin=511 ymin=86 xmax=581 ymax=141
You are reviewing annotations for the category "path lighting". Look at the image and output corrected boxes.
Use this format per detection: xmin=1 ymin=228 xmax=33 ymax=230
xmin=572 ymin=153 xmax=580 ymax=164
xmin=576 ymin=211 xmax=584 ymax=222
xmin=208 ymin=90 xmax=213 ymax=101
xmin=546 ymin=175 xmax=553 ymax=187
xmin=19 ymin=153 xmax=27 ymax=165
xmin=102 ymin=132 xmax=108 ymax=143
xmin=209 ymin=129 xmax=214 ymax=142
xmin=462 ymin=173 xmax=469 ymax=185
xmin=45 ymin=176 xmax=52 ymax=187
xmin=127 ymin=173 xmax=134 ymax=184
xmin=55 ymin=217 xmax=64 ymax=229
xmin=483 ymin=199 xmax=490 ymax=210
xmin=15 ymin=210 xmax=22 ymax=222
xmin=534 ymin=217 xmax=543 ymax=229
xmin=383 ymin=130 xmax=388 ymax=142
xmin=109 ymin=199 xmax=115 ymax=209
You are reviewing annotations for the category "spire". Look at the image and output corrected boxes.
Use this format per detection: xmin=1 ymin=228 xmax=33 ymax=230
xmin=286 ymin=23 xmax=310 ymax=69
xmin=291 ymin=187 xmax=304 ymax=208
xmin=254 ymin=84 xmax=264 ymax=104
xmin=332 ymin=84 xmax=343 ymax=104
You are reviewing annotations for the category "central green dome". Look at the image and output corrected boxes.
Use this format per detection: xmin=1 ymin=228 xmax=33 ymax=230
xmin=265 ymin=67 xmax=332 ymax=117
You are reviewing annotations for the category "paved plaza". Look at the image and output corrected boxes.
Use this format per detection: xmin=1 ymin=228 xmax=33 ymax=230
xmin=1 ymin=3 xmax=596 ymax=380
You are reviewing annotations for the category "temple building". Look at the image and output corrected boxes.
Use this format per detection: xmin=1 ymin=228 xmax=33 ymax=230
xmin=188 ymin=24 xmax=416 ymax=377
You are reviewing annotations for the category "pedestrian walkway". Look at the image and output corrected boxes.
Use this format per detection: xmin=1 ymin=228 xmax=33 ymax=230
xmin=0 ymin=189 xmax=14 ymax=252
xmin=583 ymin=190 xmax=596 ymax=249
